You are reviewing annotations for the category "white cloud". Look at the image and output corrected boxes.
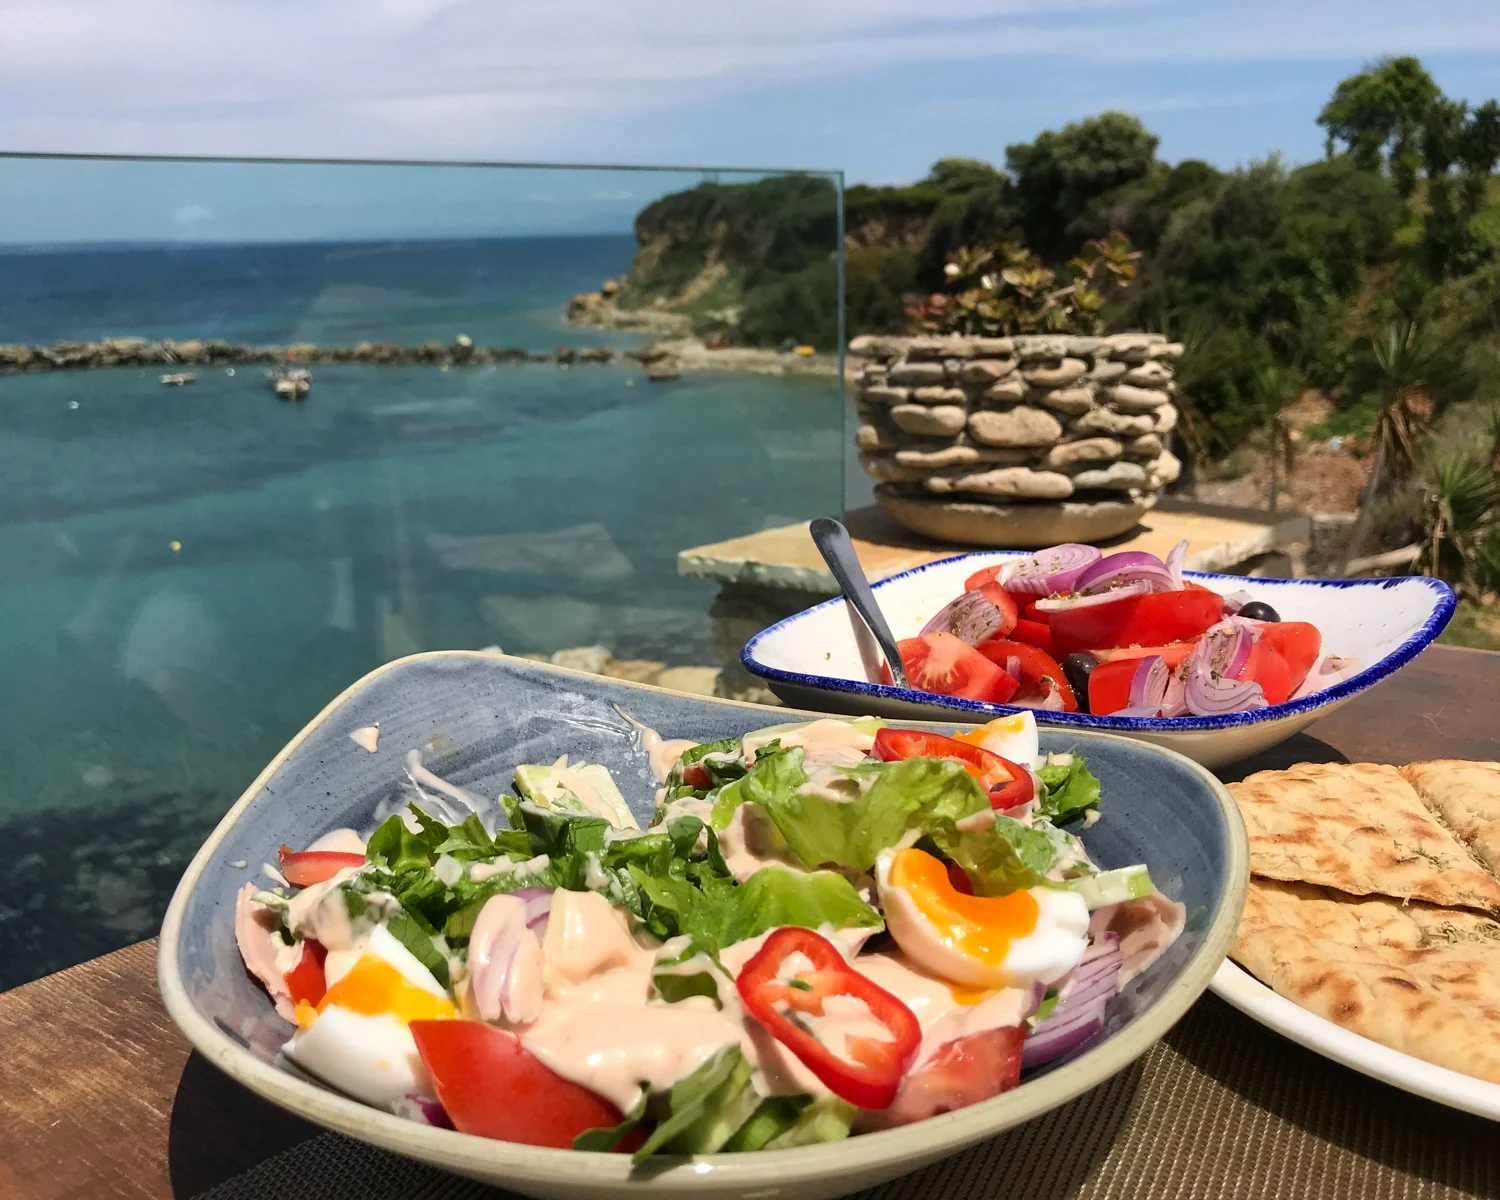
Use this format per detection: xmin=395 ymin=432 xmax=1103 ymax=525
xmin=0 ymin=1 xmax=1495 ymax=163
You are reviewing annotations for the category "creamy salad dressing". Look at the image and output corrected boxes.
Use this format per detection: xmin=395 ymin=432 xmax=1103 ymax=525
xmin=717 ymin=804 xmax=801 ymax=882
xmin=348 ymin=725 xmax=380 ymax=753
xmin=306 ymin=828 xmax=366 ymax=855
xmin=406 ymin=749 xmax=486 ymax=815
xmin=744 ymin=718 xmax=876 ymax=769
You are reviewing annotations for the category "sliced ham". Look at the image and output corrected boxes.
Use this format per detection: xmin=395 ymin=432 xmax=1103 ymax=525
xmin=234 ymin=882 xmax=296 ymax=1021
xmin=1088 ymin=892 xmax=1186 ymax=987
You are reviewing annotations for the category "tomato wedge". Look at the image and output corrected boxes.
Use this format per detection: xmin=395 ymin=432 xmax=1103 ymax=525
xmin=974 ymin=641 xmax=1078 ymax=712
xmin=1239 ymin=638 xmax=1295 ymax=705
xmin=736 ymin=927 xmax=921 ymax=1110
xmin=1086 ymin=657 xmax=1140 ymax=716
xmin=1009 ymin=617 xmax=1053 ymax=652
xmin=410 ymin=1021 xmax=632 ymax=1149
xmin=1047 ymin=590 xmax=1224 ymax=655
xmin=964 ymin=564 xmax=1003 ymax=591
xmin=1258 ymin=622 xmax=1321 ymax=692
xmin=283 ymin=938 xmax=328 ymax=1007
xmin=881 ymin=632 xmax=1018 ymax=703
xmin=278 ymin=846 xmax=366 ymax=887
xmin=975 ymin=582 xmax=1019 ymax=639
xmin=865 ymin=1025 xmax=1026 ymax=1129
xmin=873 ymin=726 xmax=1023 ymax=792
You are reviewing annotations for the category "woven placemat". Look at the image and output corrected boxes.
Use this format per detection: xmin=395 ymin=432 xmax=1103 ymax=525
xmin=198 ymin=995 xmax=1500 ymax=1200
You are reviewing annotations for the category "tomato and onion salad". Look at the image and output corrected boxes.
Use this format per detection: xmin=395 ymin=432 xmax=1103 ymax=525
xmin=882 ymin=541 xmax=1341 ymax=718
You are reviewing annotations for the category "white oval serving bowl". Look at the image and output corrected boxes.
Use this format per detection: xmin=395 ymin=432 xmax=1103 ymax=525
xmin=742 ymin=552 xmax=1456 ymax=769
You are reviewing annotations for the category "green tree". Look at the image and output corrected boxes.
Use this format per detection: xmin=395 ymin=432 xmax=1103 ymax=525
xmin=1006 ymin=112 xmax=1158 ymax=259
xmin=1318 ymin=56 xmax=1441 ymax=190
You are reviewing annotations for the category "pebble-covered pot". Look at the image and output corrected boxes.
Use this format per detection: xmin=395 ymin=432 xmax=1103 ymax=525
xmin=850 ymin=333 xmax=1183 ymax=547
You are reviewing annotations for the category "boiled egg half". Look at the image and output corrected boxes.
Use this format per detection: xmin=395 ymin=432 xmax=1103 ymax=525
xmin=284 ymin=923 xmax=456 ymax=1110
xmin=877 ymin=847 xmax=1088 ymax=989
xmin=952 ymin=711 xmax=1039 ymax=768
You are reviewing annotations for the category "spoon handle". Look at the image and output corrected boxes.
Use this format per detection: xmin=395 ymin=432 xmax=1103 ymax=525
xmin=809 ymin=517 xmax=909 ymax=689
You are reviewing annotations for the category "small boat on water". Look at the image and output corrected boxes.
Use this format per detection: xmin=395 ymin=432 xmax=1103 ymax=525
xmin=268 ymin=367 xmax=312 ymax=401
xmin=159 ymin=372 xmax=197 ymax=386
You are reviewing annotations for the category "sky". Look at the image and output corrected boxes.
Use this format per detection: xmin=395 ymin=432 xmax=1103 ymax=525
xmin=1 ymin=0 xmax=1498 ymax=244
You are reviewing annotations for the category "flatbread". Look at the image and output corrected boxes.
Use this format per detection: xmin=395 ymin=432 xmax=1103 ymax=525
xmin=1401 ymin=761 xmax=1500 ymax=877
xmin=1230 ymin=763 xmax=1500 ymax=912
xmin=1233 ymin=878 xmax=1500 ymax=1085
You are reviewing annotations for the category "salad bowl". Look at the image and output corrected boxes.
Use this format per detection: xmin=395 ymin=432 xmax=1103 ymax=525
xmin=159 ymin=652 xmax=1246 ymax=1200
xmin=741 ymin=552 xmax=1456 ymax=769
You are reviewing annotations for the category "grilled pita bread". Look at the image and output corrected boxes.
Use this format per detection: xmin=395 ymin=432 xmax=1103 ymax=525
xmin=1233 ymin=878 xmax=1500 ymax=1085
xmin=1401 ymin=760 xmax=1500 ymax=878
xmin=1230 ymin=762 xmax=1500 ymax=913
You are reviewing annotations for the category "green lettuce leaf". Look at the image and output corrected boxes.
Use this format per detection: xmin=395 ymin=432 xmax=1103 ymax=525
xmin=632 ymin=1046 xmax=750 ymax=1162
xmin=1036 ymin=755 xmax=1102 ymax=820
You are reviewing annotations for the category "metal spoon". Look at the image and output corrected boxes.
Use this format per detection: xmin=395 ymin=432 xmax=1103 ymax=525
xmin=809 ymin=516 xmax=908 ymax=688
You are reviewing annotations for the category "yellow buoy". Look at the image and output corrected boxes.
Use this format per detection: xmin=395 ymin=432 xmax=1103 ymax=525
xmin=794 ymin=344 xmax=815 ymax=356
xmin=169 ymin=540 xmax=182 ymax=555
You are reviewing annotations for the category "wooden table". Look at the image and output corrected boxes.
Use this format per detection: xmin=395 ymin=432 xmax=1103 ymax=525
xmin=2 ymin=646 xmax=1497 ymax=1200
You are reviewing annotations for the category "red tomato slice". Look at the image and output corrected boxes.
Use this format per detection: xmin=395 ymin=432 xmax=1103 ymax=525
xmin=866 ymin=1026 xmax=1025 ymax=1129
xmin=1048 ymin=590 xmax=1224 ymax=655
xmin=975 ymin=582 xmax=1019 ymax=639
xmin=1009 ymin=618 xmax=1052 ymax=652
xmin=410 ymin=1021 xmax=632 ymax=1149
xmin=1018 ymin=598 xmax=1049 ymax=623
xmin=975 ymin=641 xmax=1078 ymax=712
xmin=964 ymin=565 xmax=1003 ymax=591
xmin=873 ymin=728 xmax=1021 ymax=796
xmin=1091 ymin=641 xmax=1198 ymax=668
xmin=880 ymin=633 xmax=1018 ymax=703
xmin=1239 ymin=639 xmax=1295 ymax=705
xmin=284 ymin=939 xmax=328 ymax=1007
xmin=1258 ymin=622 xmax=1321 ymax=692
xmin=1086 ymin=657 xmax=1140 ymax=716
xmin=278 ymin=846 xmax=366 ymax=887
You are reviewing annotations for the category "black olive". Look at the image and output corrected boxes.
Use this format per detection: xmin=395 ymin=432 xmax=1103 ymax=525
xmin=1062 ymin=652 xmax=1099 ymax=710
xmin=1237 ymin=600 xmax=1280 ymax=622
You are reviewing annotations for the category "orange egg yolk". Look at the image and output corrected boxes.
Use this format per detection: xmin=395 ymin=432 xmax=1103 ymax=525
xmin=310 ymin=955 xmax=456 ymax=1026
xmin=889 ymin=847 xmax=1039 ymax=967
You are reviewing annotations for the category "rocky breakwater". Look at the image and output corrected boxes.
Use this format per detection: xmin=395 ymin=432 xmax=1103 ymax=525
xmin=0 ymin=335 xmax=630 ymax=373
xmin=852 ymin=333 xmax=1183 ymax=547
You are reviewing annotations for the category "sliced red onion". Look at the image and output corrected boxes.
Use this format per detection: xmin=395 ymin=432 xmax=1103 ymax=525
xmin=468 ymin=895 xmax=545 ymax=1024
xmin=1291 ymin=654 xmax=1362 ymax=699
xmin=1164 ymin=539 xmax=1188 ymax=590
xmin=1128 ymin=656 xmax=1171 ymax=708
xmin=1192 ymin=620 xmax=1253 ymax=681
xmin=1023 ymin=934 xmax=1122 ymax=1068
xmin=1124 ymin=653 xmax=1188 ymax=717
xmin=1004 ymin=655 xmax=1023 ymax=684
xmin=1034 ymin=684 xmax=1066 ymax=712
xmin=1033 ymin=582 xmax=1151 ymax=614
xmin=398 ymin=1094 xmax=454 ymax=1129
xmin=921 ymin=587 xmax=1006 ymax=645
xmin=1002 ymin=544 xmax=1103 ymax=596
xmin=1184 ymin=662 xmax=1266 ymax=715
xmin=1076 ymin=552 xmax=1176 ymax=597
xmin=1221 ymin=590 xmax=1254 ymax=615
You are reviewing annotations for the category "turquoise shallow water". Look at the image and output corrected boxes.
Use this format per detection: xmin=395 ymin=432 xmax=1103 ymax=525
xmin=0 ymin=239 xmax=845 ymax=986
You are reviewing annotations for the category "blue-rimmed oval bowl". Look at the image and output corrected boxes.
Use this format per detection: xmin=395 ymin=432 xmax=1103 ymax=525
xmin=160 ymin=652 xmax=1245 ymax=1200
xmin=742 ymin=552 xmax=1456 ymax=768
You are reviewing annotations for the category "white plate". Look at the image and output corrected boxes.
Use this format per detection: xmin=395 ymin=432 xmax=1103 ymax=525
xmin=742 ymin=552 xmax=1456 ymax=768
xmin=1211 ymin=960 xmax=1500 ymax=1120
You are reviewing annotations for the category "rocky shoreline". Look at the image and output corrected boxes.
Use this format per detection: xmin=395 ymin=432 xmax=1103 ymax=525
xmin=0 ymin=335 xmax=649 ymax=373
xmin=566 ymin=280 xmax=840 ymax=378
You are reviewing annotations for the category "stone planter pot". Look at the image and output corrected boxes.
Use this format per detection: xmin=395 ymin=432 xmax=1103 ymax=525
xmin=850 ymin=333 xmax=1184 ymax=547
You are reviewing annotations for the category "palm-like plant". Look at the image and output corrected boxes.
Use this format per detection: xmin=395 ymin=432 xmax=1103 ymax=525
xmin=1344 ymin=319 xmax=1471 ymax=568
xmin=1250 ymin=362 xmax=1302 ymax=512
xmin=1416 ymin=447 xmax=1500 ymax=600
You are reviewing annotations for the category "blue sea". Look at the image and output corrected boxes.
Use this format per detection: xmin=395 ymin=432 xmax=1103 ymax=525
xmin=0 ymin=236 xmax=846 ymax=986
